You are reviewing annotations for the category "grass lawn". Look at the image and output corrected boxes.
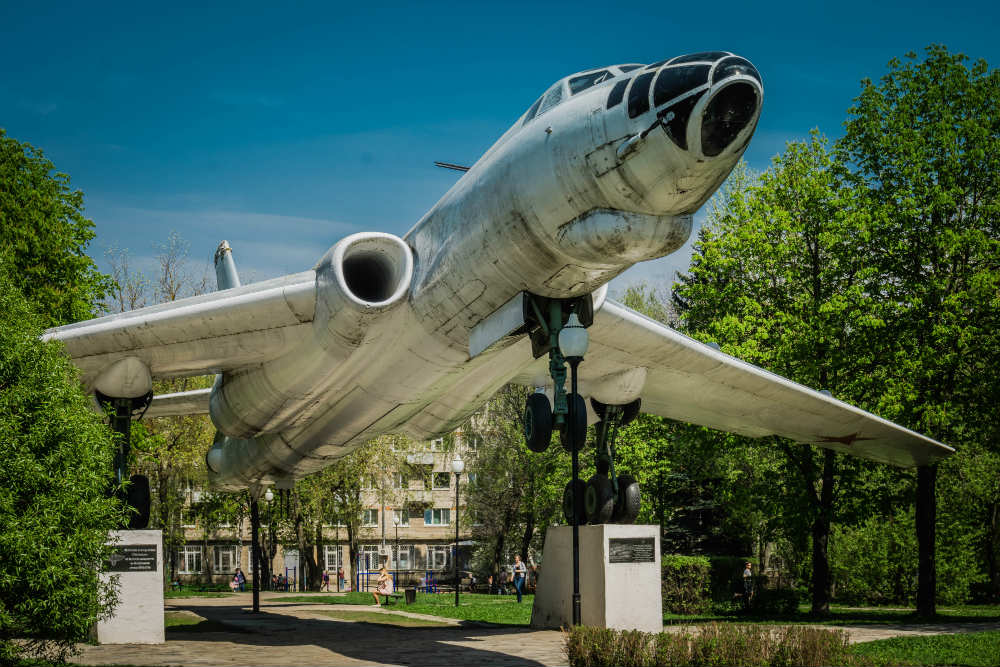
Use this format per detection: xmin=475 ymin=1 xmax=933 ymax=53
xmin=313 ymin=609 xmax=451 ymax=627
xmin=850 ymin=630 xmax=1000 ymax=666
xmin=164 ymin=590 xmax=235 ymax=599
xmin=274 ymin=591 xmax=533 ymax=625
xmin=164 ymin=610 xmax=243 ymax=633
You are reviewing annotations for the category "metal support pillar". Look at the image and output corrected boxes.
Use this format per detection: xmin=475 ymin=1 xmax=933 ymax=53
xmin=250 ymin=494 xmax=261 ymax=613
xmin=569 ymin=357 xmax=582 ymax=626
xmin=454 ymin=473 xmax=461 ymax=607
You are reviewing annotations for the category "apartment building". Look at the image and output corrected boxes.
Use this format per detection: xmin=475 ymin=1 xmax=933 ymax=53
xmin=171 ymin=436 xmax=475 ymax=589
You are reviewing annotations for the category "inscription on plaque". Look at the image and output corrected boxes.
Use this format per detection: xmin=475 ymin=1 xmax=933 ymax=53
xmin=608 ymin=537 xmax=655 ymax=563
xmin=105 ymin=544 xmax=158 ymax=572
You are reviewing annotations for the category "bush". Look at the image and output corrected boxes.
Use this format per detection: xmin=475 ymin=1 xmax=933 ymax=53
xmin=565 ymin=623 xmax=857 ymax=667
xmin=662 ymin=555 xmax=711 ymax=614
xmin=752 ymin=589 xmax=799 ymax=615
xmin=0 ymin=268 xmax=123 ymax=663
xmin=708 ymin=556 xmax=756 ymax=602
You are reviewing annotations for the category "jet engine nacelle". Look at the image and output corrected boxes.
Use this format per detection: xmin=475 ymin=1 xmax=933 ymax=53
xmin=209 ymin=232 xmax=414 ymax=438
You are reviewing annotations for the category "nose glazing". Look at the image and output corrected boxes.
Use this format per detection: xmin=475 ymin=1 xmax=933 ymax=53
xmin=639 ymin=52 xmax=761 ymax=156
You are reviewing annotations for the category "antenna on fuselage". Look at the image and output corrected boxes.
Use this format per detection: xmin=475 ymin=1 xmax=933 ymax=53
xmin=434 ymin=161 xmax=470 ymax=172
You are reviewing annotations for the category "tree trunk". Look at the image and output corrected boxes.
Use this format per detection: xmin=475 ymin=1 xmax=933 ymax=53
xmin=916 ymin=464 xmax=937 ymax=617
xmin=811 ymin=449 xmax=836 ymax=615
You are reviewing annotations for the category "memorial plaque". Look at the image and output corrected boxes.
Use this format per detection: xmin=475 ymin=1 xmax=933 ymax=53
xmin=608 ymin=537 xmax=655 ymax=563
xmin=105 ymin=544 xmax=158 ymax=572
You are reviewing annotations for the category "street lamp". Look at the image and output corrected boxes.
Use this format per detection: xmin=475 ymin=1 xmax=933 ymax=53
xmin=558 ymin=312 xmax=589 ymax=626
xmin=393 ymin=514 xmax=400 ymax=590
xmin=251 ymin=487 xmax=273 ymax=614
xmin=451 ymin=454 xmax=465 ymax=607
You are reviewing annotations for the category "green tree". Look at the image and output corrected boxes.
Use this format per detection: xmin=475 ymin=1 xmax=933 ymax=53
xmin=0 ymin=266 xmax=123 ymax=663
xmin=0 ymin=129 xmax=110 ymax=327
xmin=674 ymin=134 xmax=891 ymax=614
xmin=839 ymin=45 xmax=1000 ymax=612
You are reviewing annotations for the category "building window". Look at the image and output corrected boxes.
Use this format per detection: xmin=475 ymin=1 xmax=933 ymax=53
xmin=424 ymin=508 xmax=450 ymax=525
xmin=392 ymin=544 xmax=413 ymax=570
xmin=428 ymin=545 xmax=450 ymax=570
xmin=214 ymin=545 xmax=238 ymax=573
xmin=324 ymin=544 xmax=343 ymax=571
xmin=433 ymin=472 xmax=451 ymax=490
xmin=360 ymin=544 xmax=382 ymax=570
xmin=393 ymin=509 xmax=409 ymax=526
xmin=362 ymin=509 xmax=378 ymax=527
xmin=178 ymin=545 xmax=202 ymax=574
xmin=394 ymin=472 xmax=409 ymax=489
xmin=181 ymin=509 xmax=196 ymax=528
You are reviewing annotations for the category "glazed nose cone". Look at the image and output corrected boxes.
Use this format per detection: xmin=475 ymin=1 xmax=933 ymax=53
xmin=700 ymin=81 xmax=759 ymax=156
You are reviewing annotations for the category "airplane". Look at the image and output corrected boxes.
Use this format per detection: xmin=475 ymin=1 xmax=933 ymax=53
xmin=45 ymin=52 xmax=953 ymax=525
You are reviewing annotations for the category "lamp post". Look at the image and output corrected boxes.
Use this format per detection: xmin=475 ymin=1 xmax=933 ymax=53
xmin=558 ymin=312 xmax=589 ymax=626
xmin=452 ymin=454 xmax=465 ymax=607
xmin=251 ymin=487 xmax=273 ymax=613
xmin=393 ymin=514 xmax=400 ymax=589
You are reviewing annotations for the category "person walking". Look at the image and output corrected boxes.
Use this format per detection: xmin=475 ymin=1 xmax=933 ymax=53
xmin=337 ymin=565 xmax=345 ymax=591
xmin=322 ymin=570 xmax=330 ymax=592
xmin=512 ymin=554 xmax=527 ymax=603
xmin=742 ymin=562 xmax=754 ymax=611
xmin=235 ymin=568 xmax=246 ymax=592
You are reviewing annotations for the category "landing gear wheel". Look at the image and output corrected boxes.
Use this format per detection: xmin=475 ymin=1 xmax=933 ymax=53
xmin=585 ymin=474 xmax=615 ymax=524
xmin=621 ymin=399 xmax=642 ymax=426
xmin=560 ymin=392 xmax=587 ymax=452
xmin=563 ymin=479 xmax=587 ymax=525
xmin=612 ymin=473 xmax=641 ymax=524
xmin=524 ymin=393 xmax=552 ymax=453
xmin=127 ymin=474 xmax=151 ymax=530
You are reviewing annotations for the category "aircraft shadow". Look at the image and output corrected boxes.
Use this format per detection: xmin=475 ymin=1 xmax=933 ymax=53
xmin=169 ymin=602 xmax=557 ymax=666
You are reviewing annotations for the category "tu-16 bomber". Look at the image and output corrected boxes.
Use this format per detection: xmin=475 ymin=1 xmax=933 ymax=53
xmin=45 ymin=51 xmax=953 ymax=526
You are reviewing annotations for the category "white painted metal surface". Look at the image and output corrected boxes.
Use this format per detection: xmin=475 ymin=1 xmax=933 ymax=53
xmin=44 ymin=53 xmax=952 ymax=489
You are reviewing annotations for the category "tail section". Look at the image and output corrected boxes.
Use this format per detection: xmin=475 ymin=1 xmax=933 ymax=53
xmin=214 ymin=240 xmax=241 ymax=290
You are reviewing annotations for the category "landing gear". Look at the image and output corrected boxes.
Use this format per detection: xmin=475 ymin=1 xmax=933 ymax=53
xmin=589 ymin=397 xmax=643 ymax=525
xmin=562 ymin=479 xmax=587 ymax=524
xmin=524 ymin=392 xmax=553 ymax=452
xmin=97 ymin=390 xmax=154 ymax=529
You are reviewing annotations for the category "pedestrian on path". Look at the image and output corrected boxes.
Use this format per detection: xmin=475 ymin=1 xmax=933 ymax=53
xmin=512 ymin=554 xmax=527 ymax=603
xmin=235 ymin=568 xmax=246 ymax=592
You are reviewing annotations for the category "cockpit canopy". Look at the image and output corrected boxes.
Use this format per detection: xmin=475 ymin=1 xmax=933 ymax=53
xmin=522 ymin=64 xmax=644 ymax=125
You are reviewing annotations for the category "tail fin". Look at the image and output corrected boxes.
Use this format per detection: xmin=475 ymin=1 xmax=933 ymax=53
xmin=214 ymin=240 xmax=241 ymax=290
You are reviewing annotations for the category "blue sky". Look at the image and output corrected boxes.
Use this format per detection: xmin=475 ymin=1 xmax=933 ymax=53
xmin=2 ymin=0 xmax=998 ymax=296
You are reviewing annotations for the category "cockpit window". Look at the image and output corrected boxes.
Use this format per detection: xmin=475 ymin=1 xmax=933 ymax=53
xmin=537 ymin=83 xmax=564 ymax=116
xmin=618 ymin=64 xmax=643 ymax=72
xmin=627 ymin=71 xmax=656 ymax=119
xmin=668 ymin=51 xmax=730 ymax=65
xmin=569 ymin=70 xmax=615 ymax=95
xmin=523 ymin=96 xmax=544 ymax=125
xmin=606 ymin=78 xmax=630 ymax=109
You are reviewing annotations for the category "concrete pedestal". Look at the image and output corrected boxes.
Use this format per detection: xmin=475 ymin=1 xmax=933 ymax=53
xmin=96 ymin=530 xmax=165 ymax=644
xmin=531 ymin=524 xmax=662 ymax=632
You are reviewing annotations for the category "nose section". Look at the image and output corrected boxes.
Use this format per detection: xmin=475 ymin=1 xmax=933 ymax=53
xmin=700 ymin=81 xmax=759 ymax=156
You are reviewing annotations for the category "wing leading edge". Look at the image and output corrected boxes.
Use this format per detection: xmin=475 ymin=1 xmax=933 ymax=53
xmin=517 ymin=300 xmax=952 ymax=468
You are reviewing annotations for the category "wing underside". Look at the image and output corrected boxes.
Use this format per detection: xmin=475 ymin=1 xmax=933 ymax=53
xmin=512 ymin=300 xmax=952 ymax=468
xmin=44 ymin=271 xmax=317 ymax=389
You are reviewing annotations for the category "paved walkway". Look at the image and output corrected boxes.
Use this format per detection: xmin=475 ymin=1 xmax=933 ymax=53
xmin=74 ymin=593 xmax=1000 ymax=667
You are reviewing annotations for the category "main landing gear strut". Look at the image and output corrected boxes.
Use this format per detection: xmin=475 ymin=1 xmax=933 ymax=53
xmin=519 ymin=294 xmax=642 ymax=525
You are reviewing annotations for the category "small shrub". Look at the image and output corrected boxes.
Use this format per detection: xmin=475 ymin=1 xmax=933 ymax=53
xmin=662 ymin=555 xmax=711 ymax=614
xmin=565 ymin=623 xmax=856 ymax=667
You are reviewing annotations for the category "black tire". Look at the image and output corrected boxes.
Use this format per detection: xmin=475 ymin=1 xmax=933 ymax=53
xmin=585 ymin=474 xmax=615 ymax=524
xmin=560 ymin=393 xmax=587 ymax=452
xmin=562 ymin=479 xmax=587 ymax=525
xmin=621 ymin=399 xmax=642 ymax=426
xmin=524 ymin=393 xmax=552 ymax=453
xmin=612 ymin=473 xmax=641 ymax=524
xmin=590 ymin=397 xmax=608 ymax=421
xmin=127 ymin=474 xmax=151 ymax=529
